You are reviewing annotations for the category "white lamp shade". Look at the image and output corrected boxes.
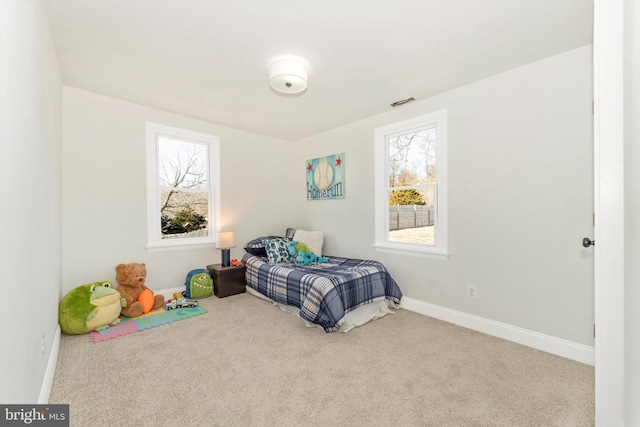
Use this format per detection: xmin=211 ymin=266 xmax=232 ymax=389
xmin=269 ymin=59 xmax=307 ymax=94
xmin=216 ymin=231 xmax=236 ymax=249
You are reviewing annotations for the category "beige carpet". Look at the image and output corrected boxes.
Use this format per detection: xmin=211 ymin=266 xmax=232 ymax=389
xmin=49 ymin=293 xmax=594 ymax=427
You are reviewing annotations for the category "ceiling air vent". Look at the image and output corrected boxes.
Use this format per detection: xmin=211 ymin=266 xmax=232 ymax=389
xmin=390 ymin=97 xmax=415 ymax=108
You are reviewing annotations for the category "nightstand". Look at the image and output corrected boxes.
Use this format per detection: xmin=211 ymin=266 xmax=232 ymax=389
xmin=206 ymin=263 xmax=246 ymax=298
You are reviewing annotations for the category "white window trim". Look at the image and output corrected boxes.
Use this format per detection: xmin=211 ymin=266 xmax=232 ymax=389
xmin=373 ymin=109 xmax=449 ymax=260
xmin=145 ymin=122 xmax=220 ymax=252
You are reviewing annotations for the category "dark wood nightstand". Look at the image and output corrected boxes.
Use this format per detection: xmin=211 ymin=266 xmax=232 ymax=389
xmin=206 ymin=263 xmax=246 ymax=298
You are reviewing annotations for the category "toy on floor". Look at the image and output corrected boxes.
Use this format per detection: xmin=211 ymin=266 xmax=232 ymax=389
xmin=59 ymin=281 xmax=126 ymax=335
xmin=184 ymin=269 xmax=213 ymax=298
xmin=165 ymin=298 xmax=198 ymax=310
xmin=115 ymin=262 xmax=164 ymax=317
xmin=138 ymin=288 xmax=155 ymax=313
xmin=286 ymin=240 xmax=329 ymax=265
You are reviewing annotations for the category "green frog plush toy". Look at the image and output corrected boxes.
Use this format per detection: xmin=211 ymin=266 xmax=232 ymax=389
xmin=59 ymin=281 xmax=126 ymax=335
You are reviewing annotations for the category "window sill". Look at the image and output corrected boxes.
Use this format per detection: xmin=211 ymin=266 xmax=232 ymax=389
xmin=147 ymin=240 xmax=216 ymax=253
xmin=372 ymin=243 xmax=449 ymax=260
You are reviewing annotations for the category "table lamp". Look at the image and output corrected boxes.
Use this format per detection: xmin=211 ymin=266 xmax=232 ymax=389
xmin=216 ymin=231 xmax=236 ymax=267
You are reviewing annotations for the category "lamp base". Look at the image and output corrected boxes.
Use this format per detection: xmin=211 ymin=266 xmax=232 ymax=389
xmin=221 ymin=249 xmax=231 ymax=267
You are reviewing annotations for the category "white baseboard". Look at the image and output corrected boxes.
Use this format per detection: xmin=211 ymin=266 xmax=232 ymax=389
xmin=401 ymin=297 xmax=594 ymax=366
xmin=38 ymin=325 xmax=61 ymax=404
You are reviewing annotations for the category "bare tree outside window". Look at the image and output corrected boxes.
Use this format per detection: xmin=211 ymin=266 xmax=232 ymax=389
xmin=157 ymin=136 xmax=209 ymax=239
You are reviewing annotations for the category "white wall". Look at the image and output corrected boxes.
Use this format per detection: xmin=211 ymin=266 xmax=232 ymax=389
xmin=625 ymin=0 xmax=640 ymax=423
xmin=0 ymin=0 xmax=62 ymax=403
xmin=62 ymin=87 xmax=295 ymax=295
xmin=293 ymin=46 xmax=594 ymax=346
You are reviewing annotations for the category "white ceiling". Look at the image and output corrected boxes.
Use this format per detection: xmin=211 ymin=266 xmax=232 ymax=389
xmin=44 ymin=0 xmax=593 ymax=141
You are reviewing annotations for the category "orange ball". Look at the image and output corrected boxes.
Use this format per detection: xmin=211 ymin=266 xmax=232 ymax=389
xmin=138 ymin=289 xmax=154 ymax=313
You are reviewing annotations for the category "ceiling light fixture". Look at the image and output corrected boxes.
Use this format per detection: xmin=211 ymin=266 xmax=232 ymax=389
xmin=390 ymin=97 xmax=416 ymax=108
xmin=269 ymin=58 xmax=308 ymax=95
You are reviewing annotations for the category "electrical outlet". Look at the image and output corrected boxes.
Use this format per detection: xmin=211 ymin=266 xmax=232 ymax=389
xmin=41 ymin=334 xmax=45 ymax=357
xmin=466 ymin=284 xmax=478 ymax=299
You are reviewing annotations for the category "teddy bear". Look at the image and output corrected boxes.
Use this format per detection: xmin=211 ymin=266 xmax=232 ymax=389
xmin=115 ymin=262 xmax=164 ymax=318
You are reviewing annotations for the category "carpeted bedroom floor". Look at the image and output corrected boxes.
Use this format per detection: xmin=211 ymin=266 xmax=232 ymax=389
xmin=49 ymin=292 xmax=594 ymax=426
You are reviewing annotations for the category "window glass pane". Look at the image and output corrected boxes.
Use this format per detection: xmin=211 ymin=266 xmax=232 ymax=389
xmin=388 ymin=187 xmax=435 ymax=246
xmin=158 ymin=136 xmax=208 ymax=190
xmin=388 ymin=127 xmax=436 ymax=187
xmin=160 ymin=190 xmax=209 ymax=239
xmin=157 ymin=136 xmax=209 ymax=240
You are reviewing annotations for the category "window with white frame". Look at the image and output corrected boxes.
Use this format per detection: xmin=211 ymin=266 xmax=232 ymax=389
xmin=373 ymin=110 xmax=448 ymax=259
xmin=146 ymin=123 xmax=220 ymax=250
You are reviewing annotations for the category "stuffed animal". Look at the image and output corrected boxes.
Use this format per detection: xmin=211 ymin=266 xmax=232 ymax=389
xmin=115 ymin=262 xmax=164 ymax=318
xmin=303 ymin=252 xmax=329 ymax=264
xmin=59 ymin=281 xmax=126 ymax=335
xmin=286 ymin=240 xmax=308 ymax=264
xmin=286 ymin=240 xmax=329 ymax=265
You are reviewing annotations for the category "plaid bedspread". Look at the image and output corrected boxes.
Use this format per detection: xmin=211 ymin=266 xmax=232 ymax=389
xmin=242 ymin=254 xmax=403 ymax=332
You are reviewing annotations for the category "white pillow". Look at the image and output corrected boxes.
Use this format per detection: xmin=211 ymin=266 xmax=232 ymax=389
xmin=293 ymin=229 xmax=324 ymax=257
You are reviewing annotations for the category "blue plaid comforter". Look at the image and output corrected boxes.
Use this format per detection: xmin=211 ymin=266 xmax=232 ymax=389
xmin=242 ymin=253 xmax=403 ymax=332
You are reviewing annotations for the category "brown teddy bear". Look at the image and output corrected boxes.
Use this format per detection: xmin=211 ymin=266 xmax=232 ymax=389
xmin=115 ymin=262 xmax=164 ymax=317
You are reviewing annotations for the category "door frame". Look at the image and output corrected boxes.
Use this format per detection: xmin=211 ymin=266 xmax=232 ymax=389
xmin=593 ymin=1 xmax=625 ymax=424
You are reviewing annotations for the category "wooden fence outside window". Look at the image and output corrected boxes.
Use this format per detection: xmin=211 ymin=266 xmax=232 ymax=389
xmin=389 ymin=204 xmax=434 ymax=230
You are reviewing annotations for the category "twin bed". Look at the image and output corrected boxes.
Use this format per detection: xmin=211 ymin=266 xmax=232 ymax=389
xmin=241 ymin=229 xmax=403 ymax=332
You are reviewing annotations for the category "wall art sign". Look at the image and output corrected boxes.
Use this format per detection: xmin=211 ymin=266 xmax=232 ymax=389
xmin=306 ymin=153 xmax=345 ymax=200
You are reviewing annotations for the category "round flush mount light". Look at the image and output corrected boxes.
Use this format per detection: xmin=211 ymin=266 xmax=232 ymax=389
xmin=269 ymin=58 xmax=308 ymax=95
